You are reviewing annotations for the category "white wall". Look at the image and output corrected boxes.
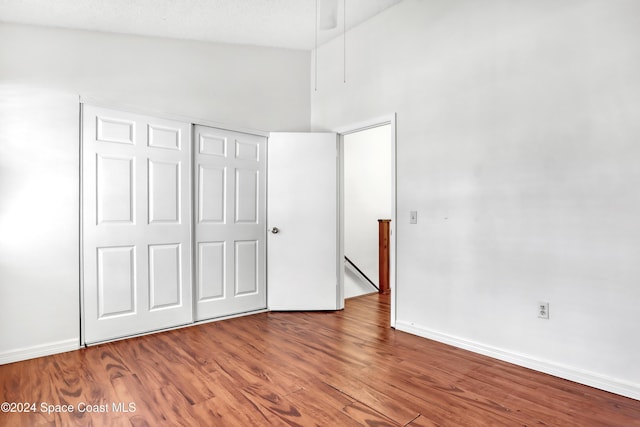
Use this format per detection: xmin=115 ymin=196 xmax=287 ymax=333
xmin=344 ymin=125 xmax=392 ymax=286
xmin=0 ymin=23 xmax=310 ymax=132
xmin=0 ymin=23 xmax=311 ymax=363
xmin=311 ymin=0 xmax=640 ymax=399
xmin=0 ymin=86 xmax=80 ymax=362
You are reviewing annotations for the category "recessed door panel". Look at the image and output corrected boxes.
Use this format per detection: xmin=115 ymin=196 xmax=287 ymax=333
xmin=83 ymin=105 xmax=192 ymax=344
xmin=194 ymin=125 xmax=266 ymax=320
xmin=198 ymin=241 xmax=225 ymax=301
xmin=149 ymin=160 xmax=180 ymax=224
xmin=235 ymin=169 xmax=258 ymax=224
xmin=97 ymin=116 xmax=135 ymax=144
xmin=235 ymin=240 xmax=258 ymax=296
xmin=148 ymin=125 xmax=181 ymax=150
xmin=97 ymin=246 xmax=136 ymax=318
xmin=199 ymin=134 xmax=227 ymax=157
xmin=199 ymin=165 xmax=226 ymax=223
xmin=235 ymin=139 xmax=259 ymax=161
xmin=149 ymin=243 xmax=182 ymax=310
xmin=97 ymin=155 xmax=134 ymax=224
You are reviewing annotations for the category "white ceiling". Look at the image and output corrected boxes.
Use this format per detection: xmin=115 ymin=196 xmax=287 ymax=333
xmin=0 ymin=0 xmax=402 ymax=50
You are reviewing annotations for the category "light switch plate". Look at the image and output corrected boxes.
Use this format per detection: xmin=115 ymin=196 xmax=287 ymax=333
xmin=410 ymin=211 xmax=418 ymax=224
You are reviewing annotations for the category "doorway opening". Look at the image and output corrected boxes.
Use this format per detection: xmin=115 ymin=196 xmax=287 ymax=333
xmin=338 ymin=116 xmax=397 ymax=327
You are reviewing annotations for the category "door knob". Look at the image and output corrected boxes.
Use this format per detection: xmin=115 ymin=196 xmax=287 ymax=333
xmin=270 ymin=227 xmax=280 ymax=234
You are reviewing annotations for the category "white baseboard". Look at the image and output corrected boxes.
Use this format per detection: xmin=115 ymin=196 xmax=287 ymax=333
xmin=0 ymin=339 xmax=79 ymax=365
xmin=395 ymin=321 xmax=640 ymax=401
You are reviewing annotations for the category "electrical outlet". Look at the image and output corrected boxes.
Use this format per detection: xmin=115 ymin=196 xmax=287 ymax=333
xmin=410 ymin=211 xmax=418 ymax=224
xmin=538 ymin=302 xmax=549 ymax=319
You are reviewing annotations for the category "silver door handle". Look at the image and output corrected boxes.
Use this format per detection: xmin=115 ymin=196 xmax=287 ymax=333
xmin=269 ymin=227 xmax=280 ymax=234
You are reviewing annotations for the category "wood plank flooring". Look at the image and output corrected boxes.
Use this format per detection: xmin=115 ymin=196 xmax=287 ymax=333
xmin=1 ymin=294 xmax=639 ymax=426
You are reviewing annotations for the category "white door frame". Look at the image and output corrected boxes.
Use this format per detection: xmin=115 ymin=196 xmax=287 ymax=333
xmin=334 ymin=114 xmax=397 ymax=327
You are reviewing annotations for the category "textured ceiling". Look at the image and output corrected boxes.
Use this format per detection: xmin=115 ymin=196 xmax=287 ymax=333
xmin=0 ymin=0 xmax=402 ymax=50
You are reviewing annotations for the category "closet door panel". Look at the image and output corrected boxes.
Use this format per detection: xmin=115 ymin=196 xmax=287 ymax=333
xmin=83 ymin=105 xmax=192 ymax=344
xmin=194 ymin=125 xmax=266 ymax=320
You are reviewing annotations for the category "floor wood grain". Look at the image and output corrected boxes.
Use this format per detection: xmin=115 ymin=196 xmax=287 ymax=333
xmin=1 ymin=294 xmax=639 ymax=426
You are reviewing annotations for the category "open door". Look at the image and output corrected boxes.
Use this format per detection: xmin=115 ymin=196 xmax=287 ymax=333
xmin=267 ymin=132 xmax=343 ymax=311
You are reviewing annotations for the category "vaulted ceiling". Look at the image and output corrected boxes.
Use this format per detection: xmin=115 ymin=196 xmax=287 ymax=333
xmin=0 ymin=0 xmax=403 ymax=50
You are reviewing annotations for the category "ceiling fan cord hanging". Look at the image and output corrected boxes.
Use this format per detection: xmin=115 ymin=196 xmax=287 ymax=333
xmin=344 ymin=0 xmax=346 ymax=83
xmin=315 ymin=0 xmax=318 ymax=92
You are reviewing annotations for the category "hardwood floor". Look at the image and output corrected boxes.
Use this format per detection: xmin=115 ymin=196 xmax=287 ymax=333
xmin=1 ymin=294 xmax=639 ymax=426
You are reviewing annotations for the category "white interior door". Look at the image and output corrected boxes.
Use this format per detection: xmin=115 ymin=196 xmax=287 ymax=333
xmin=267 ymin=132 xmax=342 ymax=311
xmin=194 ymin=125 xmax=266 ymax=320
xmin=82 ymin=105 xmax=192 ymax=344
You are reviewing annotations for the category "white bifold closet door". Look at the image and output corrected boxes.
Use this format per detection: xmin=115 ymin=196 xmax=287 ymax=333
xmin=82 ymin=105 xmax=192 ymax=344
xmin=193 ymin=125 xmax=266 ymax=320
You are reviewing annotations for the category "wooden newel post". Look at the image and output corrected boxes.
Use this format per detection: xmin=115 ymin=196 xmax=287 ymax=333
xmin=378 ymin=219 xmax=391 ymax=295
